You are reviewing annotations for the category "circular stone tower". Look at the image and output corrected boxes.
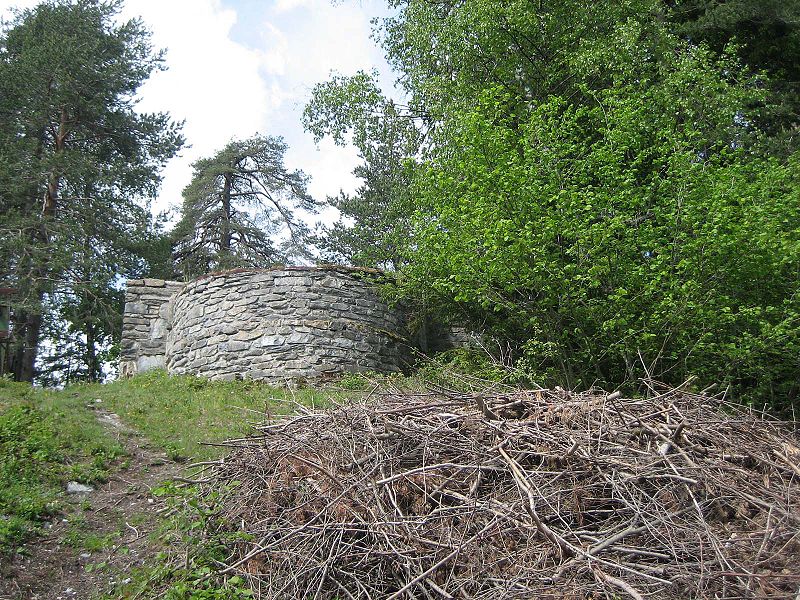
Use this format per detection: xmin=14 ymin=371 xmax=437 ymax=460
xmin=163 ymin=267 xmax=410 ymax=382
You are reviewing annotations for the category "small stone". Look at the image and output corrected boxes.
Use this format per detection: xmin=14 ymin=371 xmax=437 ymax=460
xmin=67 ymin=482 xmax=94 ymax=494
xmin=261 ymin=335 xmax=284 ymax=347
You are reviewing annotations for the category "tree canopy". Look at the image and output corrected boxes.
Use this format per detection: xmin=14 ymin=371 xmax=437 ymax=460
xmin=0 ymin=0 xmax=183 ymax=382
xmin=308 ymin=0 xmax=800 ymax=410
xmin=172 ymin=135 xmax=315 ymax=280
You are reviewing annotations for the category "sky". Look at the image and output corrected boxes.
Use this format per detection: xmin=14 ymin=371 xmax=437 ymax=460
xmin=0 ymin=0 xmax=397 ymax=222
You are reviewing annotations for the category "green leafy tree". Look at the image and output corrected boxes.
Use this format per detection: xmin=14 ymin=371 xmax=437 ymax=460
xmin=304 ymin=71 xmax=421 ymax=270
xmin=305 ymin=2 xmax=668 ymax=271
xmin=304 ymin=0 xmax=800 ymax=409
xmin=0 ymin=0 xmax=184 ymax=382
xmin=403 ymin=18 xmax=800 ymax=407
xmin=172 ymin=135 xmax=315 ymax=279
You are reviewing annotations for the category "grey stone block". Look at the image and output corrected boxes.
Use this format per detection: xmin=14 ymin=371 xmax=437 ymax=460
xmin=137 ymin=355 xmax=165 ymax=372
xmin=223 ymin=341 xmax=249 ymax=352
xmin=124 ymin=301 xmax=148 ymax=315
xmin=150 ymin=318 xmax=168 ymax=340
xmin=260 ymin=334 xmax=285 ymax=347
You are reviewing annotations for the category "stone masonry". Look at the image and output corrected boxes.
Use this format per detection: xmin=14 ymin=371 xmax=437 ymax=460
xmin=120 ymin=267 xmax=413 ymax=382
xmin=121 ymin=278 xmax=185 ymax=377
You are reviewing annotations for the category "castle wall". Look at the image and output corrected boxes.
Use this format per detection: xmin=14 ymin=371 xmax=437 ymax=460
xmin=120 ymin=278 xmax=185 ymax=377
xmin=120 ymin=267 xmax=414 ymax=383
xmin=165 ymin=268 xmax=410 ymax=382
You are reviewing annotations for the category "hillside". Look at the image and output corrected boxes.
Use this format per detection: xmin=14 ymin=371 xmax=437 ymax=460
xmin=1 ymin=370 xmax=798 ymax=599
xmin=0 ymin=371 xmax=350 ymax=599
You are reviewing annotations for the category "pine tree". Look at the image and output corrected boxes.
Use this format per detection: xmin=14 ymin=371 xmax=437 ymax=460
xmin=173 ymin=135 xmax=315 ymax=279
xmin=0 ymin=0 xmax=183 ymax=381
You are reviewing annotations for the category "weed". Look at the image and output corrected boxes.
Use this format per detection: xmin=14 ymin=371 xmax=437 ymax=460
xmin=63 ymin=516 xmax=118 ymax=552
xmin=0 ymin=378 xmax=123 ymax=554
xmin=102 ymin=482 xmax=255 ymax=599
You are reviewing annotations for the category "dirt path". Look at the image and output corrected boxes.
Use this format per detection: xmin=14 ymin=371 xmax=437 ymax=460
xmin=0 ymin=405 xmax=182 ymax=600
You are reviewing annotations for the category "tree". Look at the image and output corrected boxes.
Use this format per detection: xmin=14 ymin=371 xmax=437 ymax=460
xmin=399 ymin=12 xmax=800 ymax=408
xmin=304 ymin=71 xmax=421 ymax=270
xmin=172 ymin=135 xmax=315 ymax=279
xmin=305 ymin=2 xmax=667 ymax=271
xmin=667 ymin=0 xmax=800 ymax=152
xmin=0 ymin=0 xmax=184 ymax=382
xmin=303 ymin=0 xmax=800 ymax=409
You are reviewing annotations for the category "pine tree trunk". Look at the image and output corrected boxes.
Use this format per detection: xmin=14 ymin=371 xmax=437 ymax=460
xmin=85 ymin=320 xmax=99 ymax=383
xmin=221 ymin=171 xmax=233 ymax=255
xmin=13 ymin=109 xmax=68 ymax=382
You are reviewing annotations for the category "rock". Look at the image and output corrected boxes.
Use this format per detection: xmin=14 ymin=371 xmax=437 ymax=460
xmin=137 ymin=355 xmax=165 ymax=372
xmin=66 ymin=482 xmax=94 ymax=494
xmin=150 ymin=318 xmax=168 ymax=340
xmin=143 ymin=278 xmax=166 ymax=287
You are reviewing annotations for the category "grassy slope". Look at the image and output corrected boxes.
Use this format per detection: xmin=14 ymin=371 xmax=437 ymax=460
xmin=86 ymin=369 xmax=341 ymax=461
xmin=0 ymin=370 xmax=345 ymax=557
xmin=0 ymin=378 xmax=124 ymax=554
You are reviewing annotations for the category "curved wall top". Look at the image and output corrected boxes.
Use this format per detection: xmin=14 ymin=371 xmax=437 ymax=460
xmin=121 ymin=267 xmax=412 ymax=382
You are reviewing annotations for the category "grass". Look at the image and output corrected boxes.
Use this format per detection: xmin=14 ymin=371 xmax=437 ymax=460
xmin=0 ymin=369 xmax=356 ymax=560
xmin=0 ymin=377 xmax=124 ymax=555
xmin=62 ymin=513 xmax=120 ymax=552
xmin=77 ymin=369 xmax=344 ymax=461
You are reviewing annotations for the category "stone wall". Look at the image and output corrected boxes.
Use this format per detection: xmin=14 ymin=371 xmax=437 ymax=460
xmin=120 ymin=278 xmax=185 ymax=377
xmin=165 ymin=268 xmax=410 ymax=382
xmin=121 ymin=267 xmax=415 ymax=382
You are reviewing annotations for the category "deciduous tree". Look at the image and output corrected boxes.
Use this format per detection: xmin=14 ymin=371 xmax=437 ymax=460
xmin=304 ymin=71 xmax=420 ymax=270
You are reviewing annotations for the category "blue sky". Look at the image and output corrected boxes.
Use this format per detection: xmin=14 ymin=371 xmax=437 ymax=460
xmin=0 ymin=0 xmax=398 ymax=222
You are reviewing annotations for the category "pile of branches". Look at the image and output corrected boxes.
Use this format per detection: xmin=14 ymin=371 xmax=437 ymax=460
xmin=202 ymin=382 xmax=800 ymax=599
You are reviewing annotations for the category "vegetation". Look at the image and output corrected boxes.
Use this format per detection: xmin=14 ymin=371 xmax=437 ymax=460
xmin=92 ymin=369 xmax=335 ymax=461
xmin=3 ymin=0 xmax=798 ymax=596
xmin=0 ymin=370 xmax=366 ymax=597
xmin=0 ymin=0 xmax=183 ymax=383
xmin=668 ymin=0 xmax=800 ymax=153
xmin=172 ymin=135 xmax=316 ymax=280
xmin=307 ymin=0 xmax=800 ymax=411
xmin=304 ymin=72 xmax=421 ymax=270
xmin=0 ymin=378 xmax=123 ymax=555
xmin=2 ymin=0 xmax=795 ymax=411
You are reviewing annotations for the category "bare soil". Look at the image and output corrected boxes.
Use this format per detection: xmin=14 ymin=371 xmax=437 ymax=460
xmin=0 ymin=405 xmax=181 ymax=600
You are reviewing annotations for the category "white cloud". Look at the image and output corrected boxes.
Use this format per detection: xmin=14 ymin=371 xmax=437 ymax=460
xmin=258 ymin=22 xmax=289 ymax=76
xmin=120 ymin=0 xmax=276 ymax=213
xmin=274 ymin=0 xmax=314 ymax=13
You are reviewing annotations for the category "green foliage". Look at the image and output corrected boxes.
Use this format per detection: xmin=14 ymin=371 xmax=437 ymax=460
xmin=172 ymin=135 xmax=314 ymax=279
xmin=401 ymin=20 xmax=800 ymax=408
xmin=0 ymin=0 xmax=183 ymax=382
xmin=304 ymin=71 xmax=421 ymax=270
xmin=301 ymin=0 xmax=798 ymax=410
xmin=416 ymin=348 xmax=510 ymax=390
xmin=0 ymin=378 xmax=123 ymax=554
xmin=103 ymin=482 xmax=255 ymax=600
xmin=667 ymin=0 xmax=800 ymax=153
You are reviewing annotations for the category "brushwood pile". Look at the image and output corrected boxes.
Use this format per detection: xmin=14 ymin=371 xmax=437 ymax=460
xmin=200 ymin=383 xmax=800 ymax=599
